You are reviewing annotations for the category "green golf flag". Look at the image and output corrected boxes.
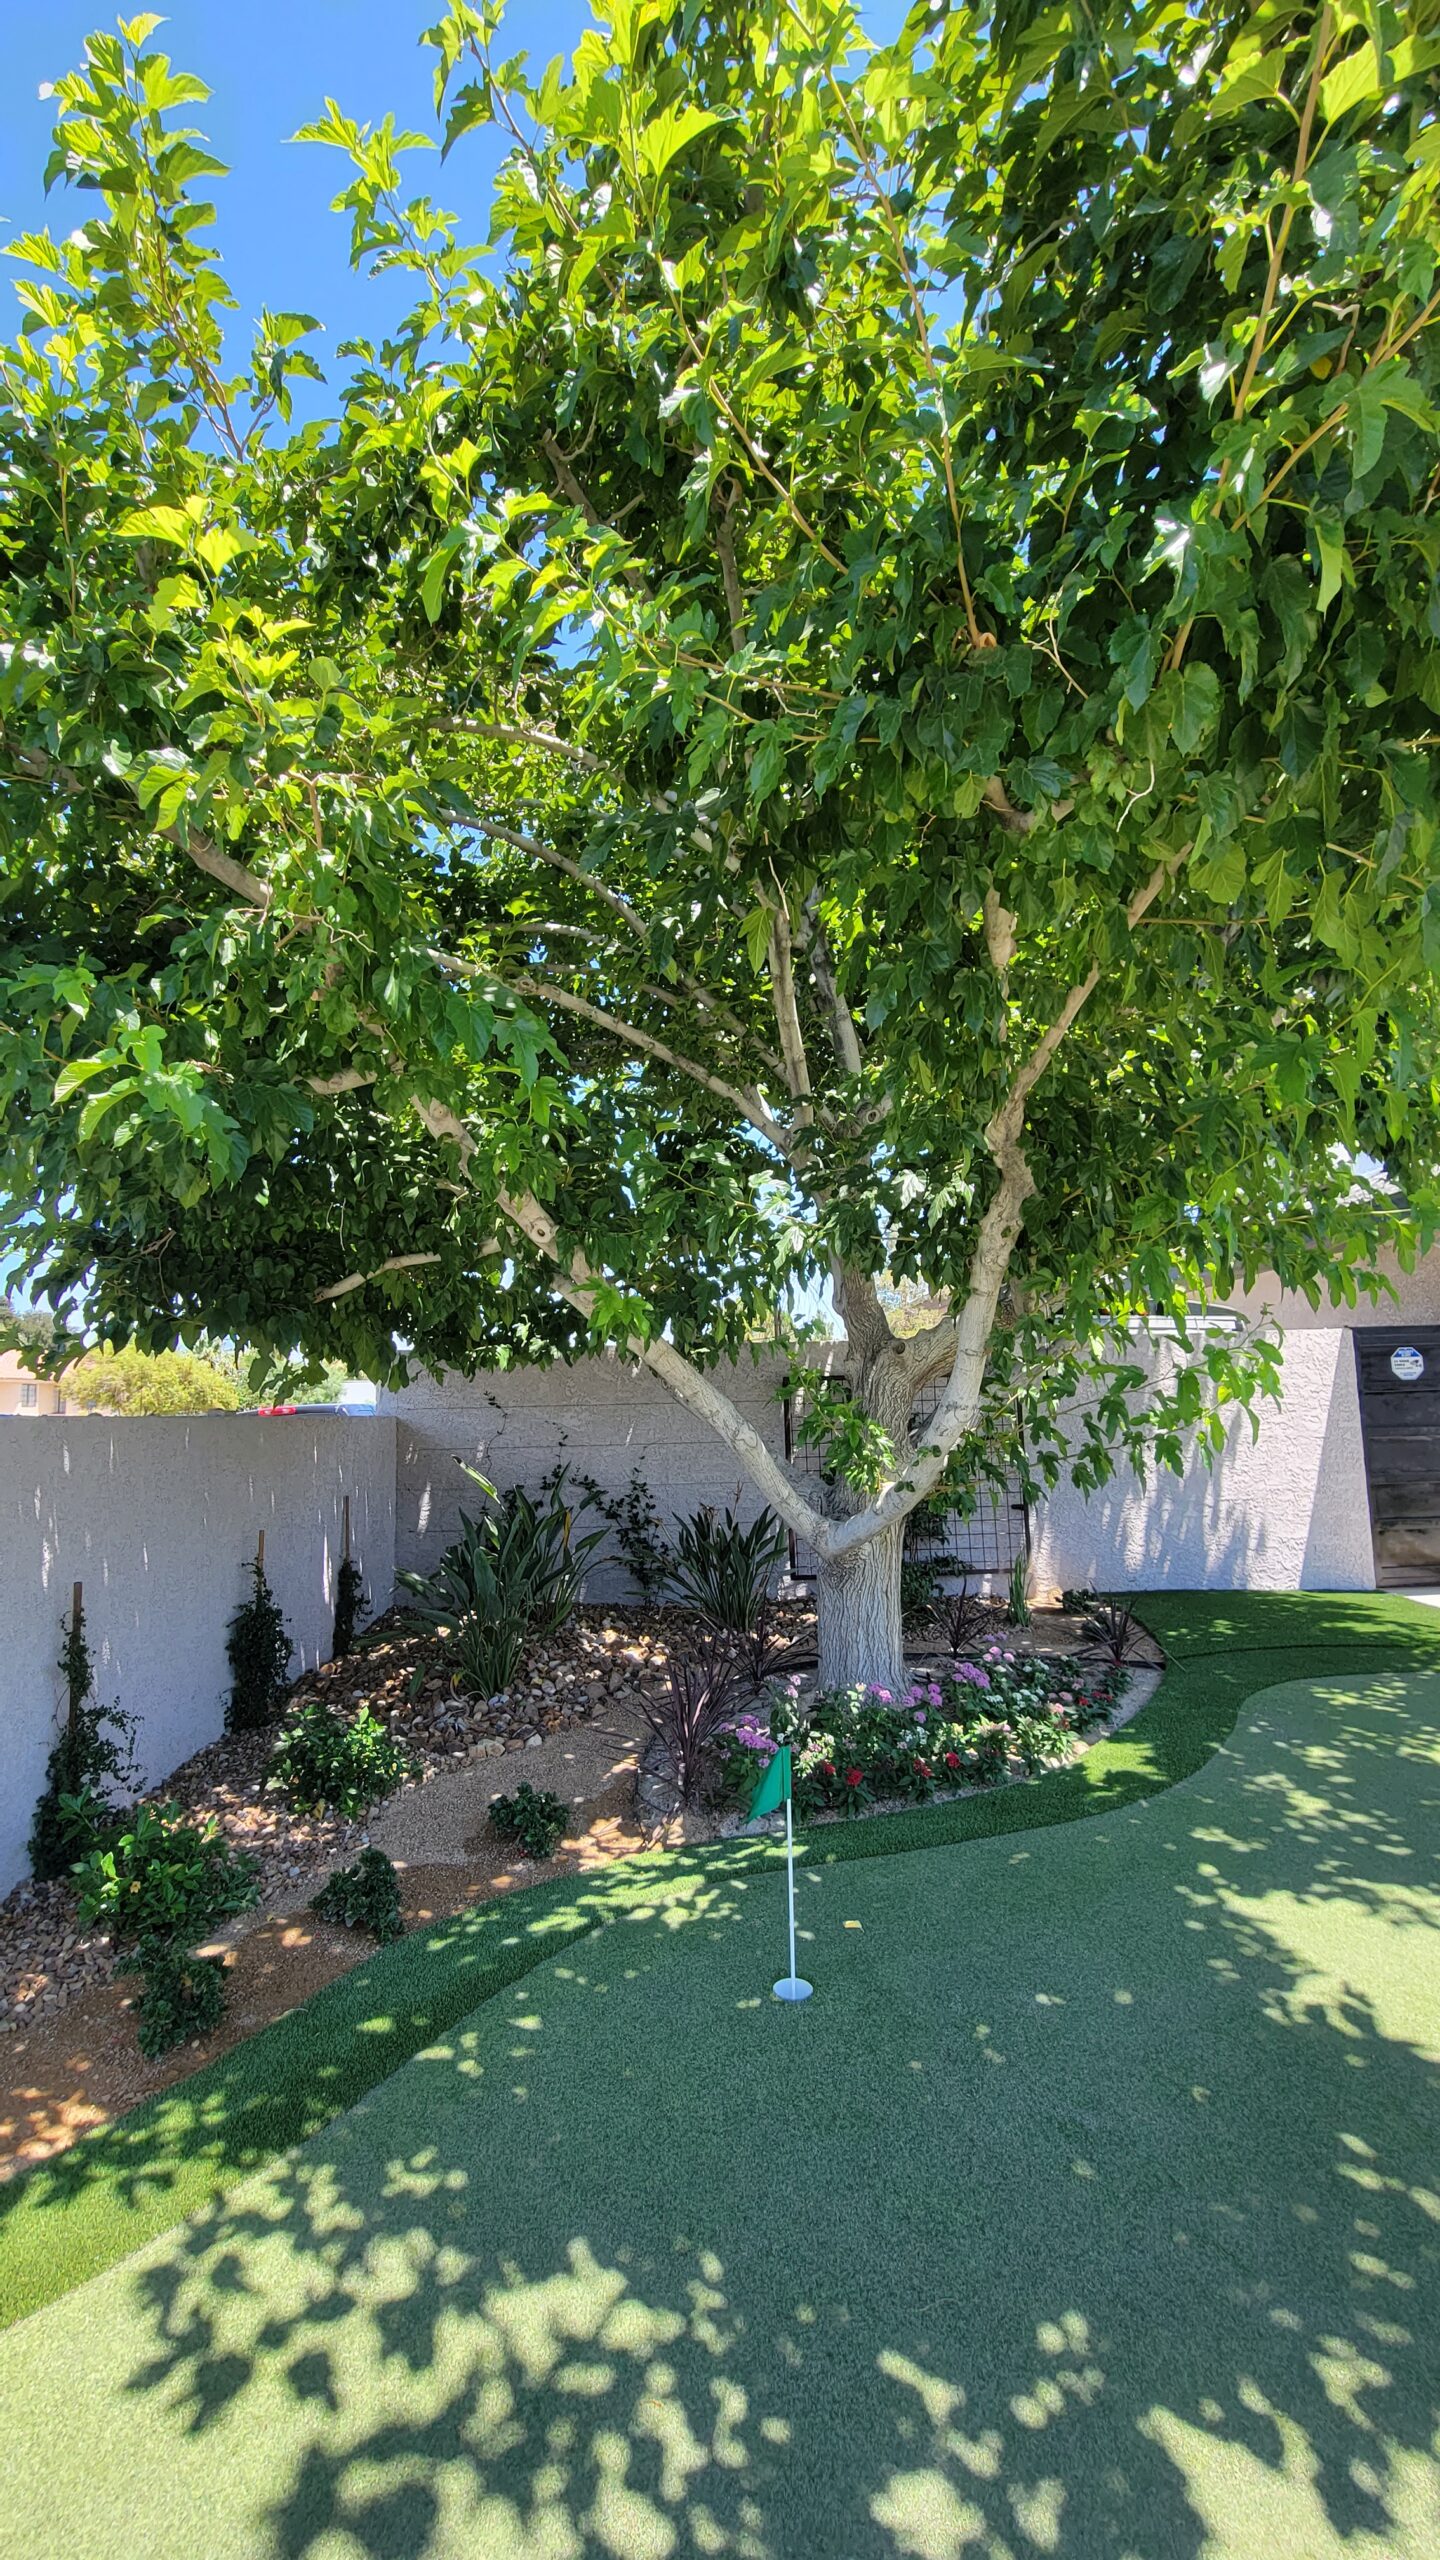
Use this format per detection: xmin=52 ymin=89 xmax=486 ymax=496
xmin=749 ymin=1745 xmax=791 ymax=1820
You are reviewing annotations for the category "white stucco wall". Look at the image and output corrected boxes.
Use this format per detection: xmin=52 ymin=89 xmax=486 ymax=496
xmin=1027 ymin=1330 xmax=1373 ymax=1596
xmin=1228 ymin=1249 xmax=1440 ymax=1331
xmin=383 ymin=1350 xmax=815 ymax=1597
xmin=0 ymin=1416 xmax=396 ymax=1896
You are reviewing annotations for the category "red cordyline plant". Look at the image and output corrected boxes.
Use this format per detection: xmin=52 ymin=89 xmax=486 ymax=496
xmin=637 ymin=1631 xmax=746 ymax=1808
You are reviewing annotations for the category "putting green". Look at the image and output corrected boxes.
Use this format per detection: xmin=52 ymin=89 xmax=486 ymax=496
xmin=1 ymin=1662 xmax=1437 ymax=2558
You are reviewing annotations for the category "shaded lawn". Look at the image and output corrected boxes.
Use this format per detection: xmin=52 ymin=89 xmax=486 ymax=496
xmin=2 ymin=1589 xmax=1438 ymax=2334
xmin=0 ymin=1646 xmax=1438 ymax=2557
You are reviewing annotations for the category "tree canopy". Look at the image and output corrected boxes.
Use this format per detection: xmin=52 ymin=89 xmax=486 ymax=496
xmin=2 ymin=3 xmax=1438 ymax=1676
xmin=58 ymin=1339 xmax=244 ymax=1415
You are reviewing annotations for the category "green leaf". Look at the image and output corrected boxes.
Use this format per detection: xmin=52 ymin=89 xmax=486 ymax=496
xmin=635 ymin=105 xmax=721 ymax=181
xmin=117 ymin=505 xmax=198 ymax=547
xmin=1169 ymin=664 xmax=1220 ymax=755
xmin=1309 ymin=510 xmax=1345 ymax=615
xmin=53 ymin=1057 xmax=112 ymax=1103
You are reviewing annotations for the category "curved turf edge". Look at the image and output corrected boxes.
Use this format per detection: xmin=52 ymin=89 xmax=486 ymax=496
xmin=2 ymin=1588 xmax=1436 ymax=2332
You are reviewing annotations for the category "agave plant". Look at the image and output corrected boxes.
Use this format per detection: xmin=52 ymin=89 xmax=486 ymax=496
xmin=398 ymin=1465 xmax=606 ymax=1695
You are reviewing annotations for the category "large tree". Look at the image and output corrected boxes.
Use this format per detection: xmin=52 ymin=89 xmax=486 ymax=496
xmin=2 ymin=4 xmax=1439 ymax=1684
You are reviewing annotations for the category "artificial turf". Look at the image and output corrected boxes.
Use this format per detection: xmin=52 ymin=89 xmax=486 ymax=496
xmin=1 ymin=1588 xmax=1437 ymax=2336
xmin=1 ymin=1635 xmax=1437 ymax=2557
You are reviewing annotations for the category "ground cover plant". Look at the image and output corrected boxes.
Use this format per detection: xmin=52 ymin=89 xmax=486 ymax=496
xmin=2 ymin=10 xmax=1438 ymax=1706
xmin=265 ymin=1698 xmax=412 ymax=1820
xmin=488 ymin=1782 xmax=567 ymax=1862
xmin=1 ymin=1612 xmax=1438 ymax=2556
xmin=310 ymin=1849 xmax=403 ymax=1944
xmin=2 ymin=1588 xmax=1437 ymax=2336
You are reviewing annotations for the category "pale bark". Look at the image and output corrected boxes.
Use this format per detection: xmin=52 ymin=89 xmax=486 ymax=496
xmin=816 ymin=1521 xmax=906 ymax=1693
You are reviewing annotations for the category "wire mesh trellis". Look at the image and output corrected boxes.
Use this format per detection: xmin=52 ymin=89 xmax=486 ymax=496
xmin=781 ymin=1373 xmax=1029 ymax=1591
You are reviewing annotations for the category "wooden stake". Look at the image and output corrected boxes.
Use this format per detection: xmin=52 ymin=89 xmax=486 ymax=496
xmin=67 ymin=1581 xmax=83 ymax=1741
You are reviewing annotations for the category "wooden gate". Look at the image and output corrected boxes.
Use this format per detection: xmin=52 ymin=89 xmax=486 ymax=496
xmin=1355 ymin=1326 xmax=1440 ymax=1586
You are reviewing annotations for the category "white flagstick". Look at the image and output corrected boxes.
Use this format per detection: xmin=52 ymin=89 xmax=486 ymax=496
xmin=773 ymin=1783 xmax=812 ymax=2003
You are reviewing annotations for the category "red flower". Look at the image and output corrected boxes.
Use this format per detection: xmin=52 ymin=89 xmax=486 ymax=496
xmin=819 ymin=1760 xmax=836 ymax=1778
xmin=944 ymin=1750 xmax=961 ymax=1770
xmin=844 ymin=1766 xmax=863 ymax=1788
xmin=914 ymin=1758 xmax=933 ymax=1780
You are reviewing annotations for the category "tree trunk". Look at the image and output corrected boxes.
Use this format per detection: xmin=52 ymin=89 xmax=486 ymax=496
xmin=815 ymin=1519 xmax=906 ymax=1695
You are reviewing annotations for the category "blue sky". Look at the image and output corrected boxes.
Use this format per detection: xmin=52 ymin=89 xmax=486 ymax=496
xmin=1 ymin=3 xmax=585 ymax=391
xmin=1 ymin=3 xmax=908 ymax=407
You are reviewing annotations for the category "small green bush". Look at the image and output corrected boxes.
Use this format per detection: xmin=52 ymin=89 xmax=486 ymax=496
xmin=311 ymin=1848 xmax=404 ymax=1942
xmin=130 ymin=1943 xmax=227 ymax=2060
xmin=266 ymin=1699 xmax=412 ymax=1819
xmin=489 ymin=1781 xmax=568 ymax=1861
xmin=226 ymin=1555 xmax=293 ymax=1731
xmin=74 ymin=1802 xmax=260 ymax=1949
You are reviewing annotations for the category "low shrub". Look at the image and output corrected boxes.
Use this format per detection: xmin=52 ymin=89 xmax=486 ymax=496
xmin=311 ymin=1848 xmax=404 ymax=1942
xmin=266 ymin=1699 xmax=412 ymax=1818
xmin=489 ymin=1781 xmax=568 ymax=1860
xmin=226 ymin=1554 xmax=293 ymax=1731
xmin=130 ymin=1944 xmax=227 ymax=2060
xmin=74 ymin=1802 xmax=260 ymax=1950
xmin=75 ymin=1802 xmax=260 ymax=2059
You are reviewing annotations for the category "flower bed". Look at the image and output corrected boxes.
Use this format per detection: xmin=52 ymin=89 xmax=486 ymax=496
xmin=724 ymin=1645 xmax=1127 ymax=1819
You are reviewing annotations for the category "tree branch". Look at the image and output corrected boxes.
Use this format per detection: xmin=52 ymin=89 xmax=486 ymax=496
xmin=315 ymin=1252 xmax=443 ymax=1302
xmin=497 ymin=1187 xmax=834 ymax=1550
xmin=509 ymin=973 xmax=797 ymax=1157
xmin=5 ymin=736 xmax=274 ymax=912
xmin=766 ymin=892 xmax=814 ymax=1119
xmin=802 ymin=902 xmax=865 ymax=1079
xmin=824 ymin=852 xmax=1181 ymax=1555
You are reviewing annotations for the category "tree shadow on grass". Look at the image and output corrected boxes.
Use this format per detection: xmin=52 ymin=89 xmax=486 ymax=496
xmin=66 ymin=1668 xmax=1439 ymax=2560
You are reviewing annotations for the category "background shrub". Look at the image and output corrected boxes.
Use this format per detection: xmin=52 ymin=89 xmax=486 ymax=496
xmin=331 ymin=1554 xmax=366 ymax=1659
xmin=225 ymin=1554 xmax=293 ymax=1731
xmin=399 ymin=1467 xmax=605 ymax=1696
xmin=29 ymin=1597 xmax=137 ymax=1882
xmin=266 ymin=1699 xmax=411 ymax=1818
